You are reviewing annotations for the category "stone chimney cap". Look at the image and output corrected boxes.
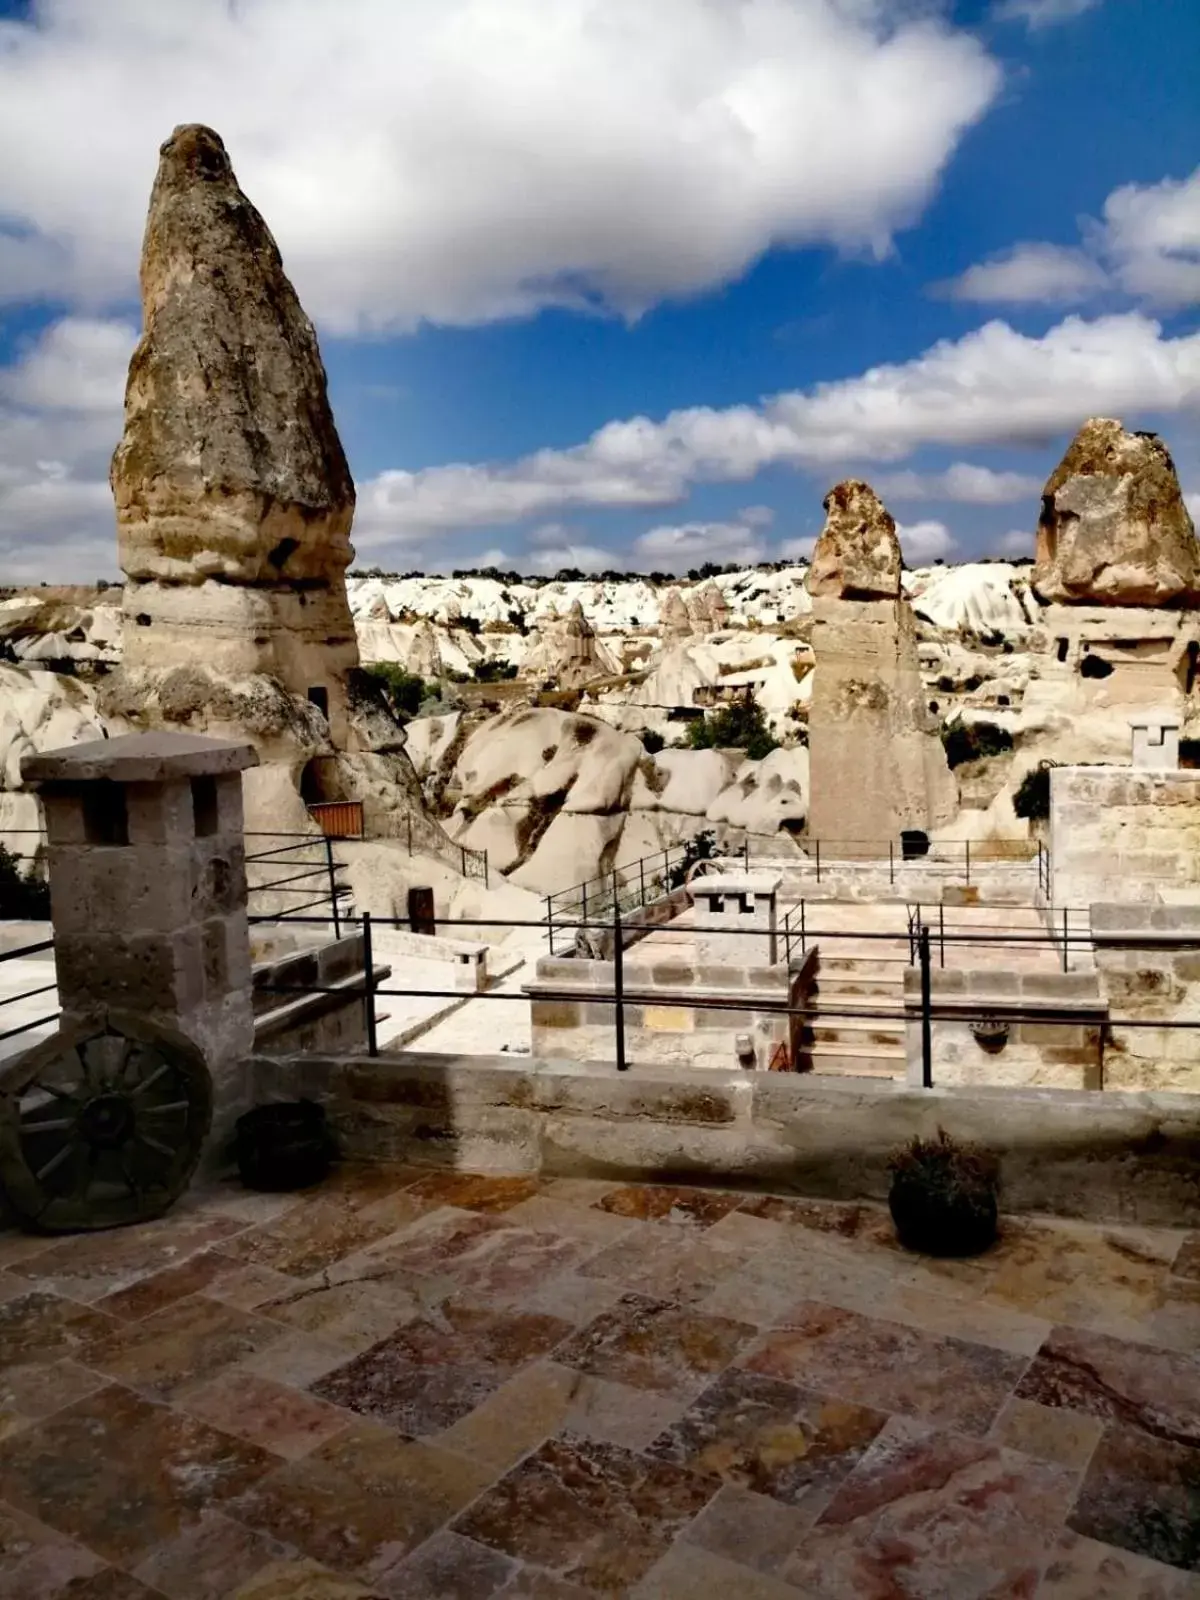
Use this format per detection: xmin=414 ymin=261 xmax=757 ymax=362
xmin=22 ymin=730 xmax=260 ymax=786
xmin=1128 ymin=713 xmax=1181 ymax=731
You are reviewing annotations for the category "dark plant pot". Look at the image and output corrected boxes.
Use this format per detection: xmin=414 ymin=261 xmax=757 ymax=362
xmin=970 ymin=1017 xmax=1010 ymax=1053
xmin=900 ymin=829 xmax=930 ymax=861
xmin=235 ymin=1100 xmax=333 ymax=1193
xmin=888 ymin=1174 xmax=998 ymax=1257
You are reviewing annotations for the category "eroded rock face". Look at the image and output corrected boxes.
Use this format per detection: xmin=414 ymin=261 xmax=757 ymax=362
xmin=806 ymin=481 xmax=901 ymax=601
xmin=112 ymin=124 xmax=354 ymax=585
xmin=1033 ymin=419 xmax=1200 ymax=607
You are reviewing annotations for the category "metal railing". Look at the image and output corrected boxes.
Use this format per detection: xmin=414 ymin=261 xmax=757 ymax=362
xmin=544 ymin=841 xmax=693 ymax=956
xmin=0 ymin=934 xmax=59 ymax=1047
xmin=792 ymin=837 xmax=1039 ymax=886
xmin=245 ymin=907 xmax=1200 ymax=1096
xmin=245 ymin=834 xmax=353 ymax=938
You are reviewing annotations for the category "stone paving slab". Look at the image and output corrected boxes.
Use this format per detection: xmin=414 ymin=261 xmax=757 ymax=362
xmin=0 ymin=1168 xmax=1199 ymax=1595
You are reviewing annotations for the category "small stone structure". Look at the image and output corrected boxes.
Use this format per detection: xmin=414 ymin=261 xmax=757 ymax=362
xmin=1131 ymin=713 xmax=1181 ymax=770
xmin=806 ymin=481 xmax=956 ymax=851
xmin=692 ymin=871 xmax=781 ymax=966
xmin=1050 ymin=765 xmax=1200 ymax=906
xmin=21 ymin=730 xmax=259 ymax=1134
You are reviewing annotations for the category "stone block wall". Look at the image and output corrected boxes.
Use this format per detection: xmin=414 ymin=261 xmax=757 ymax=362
xmin=1091 ymin=903 xmax=1200 ymax=1092
xmin=903 ymin=967 xmax=1106 ymax=1090
xmin=251 ymin=932 xmax=380 ymax=1057
xmin=525 ymin=955 xmax=798 ymax=1071
xmin=245 ymin=1048 xmax=1200 ymax=1228
xmin=1050 ymin=767 xmax=1200 ymax=906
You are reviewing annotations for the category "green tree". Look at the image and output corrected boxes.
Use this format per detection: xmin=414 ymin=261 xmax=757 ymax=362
xmin=364 ymin=663 xmax=427 ymax=716
xmin=685 ymin=691 xmax=778 ymax=760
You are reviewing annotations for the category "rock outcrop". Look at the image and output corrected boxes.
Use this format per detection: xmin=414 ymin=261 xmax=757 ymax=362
xmin=660 ymin=589 xmax=694 ymax=641
xmin=806 ymin=480 xmax=902 ymax=601
xmin=1033 ymin=419 xmax=1200 ymax=608
xmin=110 ymin=124 xmax=359 ymax=743
xmin=805 ymin=481 xmax=955 ymax=847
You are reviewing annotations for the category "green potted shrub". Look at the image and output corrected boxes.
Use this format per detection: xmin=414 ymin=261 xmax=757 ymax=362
xmin=887 ymin=1127 xmax=999 ymax=1257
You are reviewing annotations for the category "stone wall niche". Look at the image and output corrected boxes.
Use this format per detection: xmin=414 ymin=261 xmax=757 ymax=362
xmin=21 ymin=731 xmax=259 ymax=1114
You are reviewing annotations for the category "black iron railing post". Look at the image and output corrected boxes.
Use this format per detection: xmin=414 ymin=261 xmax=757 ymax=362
xmin=938 ymin=903 xmax=945 ymax=968
xmin=744 ymin=835 xmax=750 ymax=870
xmin=546 ymin=895 xmax=555 ymax=957
xmin=965 ymin=839 xmax=971 ymax=886
xmin=919 ymin=924 xmax=933 ymax=1088
xmin=889 ymin=840 xmax=894 ymax=886
xmin=800 ymin=899 xmax=806 ymax=956
xmin=639 ymin=857 xmax=646 ymax=909
xmin=613 ymin=895 xmax=627 ymax=1072
xmin=815 ymin=839 xmax=821 ymax=883
xmin=362 ymin=910 xmax=378 ymax=1057
xmin=325 ymin=835 xmax=341 ymax=940
xmin=1062 ymin=907 xmax=1069 ymax=973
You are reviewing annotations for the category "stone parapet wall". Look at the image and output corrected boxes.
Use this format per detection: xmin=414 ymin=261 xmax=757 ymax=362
xmin=1051 ymin=767 xmax=1200 ymax=906
xmin=251 ymin=931 xmax=380 ymax=1057
xmin=903 ymin=967 xmax=1106 ymax=1090
xmin=245 ymin=1049 xmax=1200 ymax=1228
xmin=1090 ymin=902 xmax=1200 ymax=1092
xmin=524 ymin=955 xmax=797 ymax=1071
xmin=778 ymin=859 xmax=1037 ymax=906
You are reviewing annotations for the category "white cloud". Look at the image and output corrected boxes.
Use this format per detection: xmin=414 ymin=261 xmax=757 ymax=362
xmin=779 ymin=536 xmax=818 ymax=561
xmin=0 ymin=1 xmax=1000 ymax=333
xmin=874 ymin=462 xmax=1042 ymax=503
xmin=993 ymin=528 xmax=1033 ymax=556
xmin=992 ymin=0 xmax=1101 ymax=26
xmin=634 ymin=519 xmax=767 ymax=571
xmin=934 ymin=244 xmax=1107 ymax=306
xmin=938 ymin=166 xmax=1200 ymax=310
xmin=359 ymin=313 xmax=1200 ymax=535
xmin=0 ymin=318 xmax=134 ymax=583
xmin=897 ymin=519 xmax=956 ymax=562
xmin=527 ymin=543 xmax=615 ymax=574
xmin=1099 ymin=169 xmax=1200 ymax=310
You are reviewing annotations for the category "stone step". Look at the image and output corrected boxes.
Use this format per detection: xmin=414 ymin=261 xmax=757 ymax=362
xmin=811 ymin=980 xmax=904 ymax=1005
xmin=802 ymin=1043 xmax=907 ymax=1079
xmin=816 ymin=955 xmax=911 ymax=976
xmin=801 ymin=1020 xmax=906 ymax=1049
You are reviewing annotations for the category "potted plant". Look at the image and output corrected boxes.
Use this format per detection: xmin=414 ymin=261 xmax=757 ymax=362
xmin=235 ymin=1100 xmax=334 ymax=1192
xmin=887 ymin=1127 xmax=999 ymax=1257
xmin=970 ymin=1015 xmax=1010 ymax=1052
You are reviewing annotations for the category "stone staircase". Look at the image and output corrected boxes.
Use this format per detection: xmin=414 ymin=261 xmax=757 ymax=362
xmin=796 ymin=940 xmax=909 ymax=1080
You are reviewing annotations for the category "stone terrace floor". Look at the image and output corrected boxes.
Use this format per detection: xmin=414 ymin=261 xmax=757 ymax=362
xmin=1 ymin=1169 xmax=1199 ymax=1598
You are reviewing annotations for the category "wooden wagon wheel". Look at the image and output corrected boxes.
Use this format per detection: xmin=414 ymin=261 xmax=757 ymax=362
xmin=0 ymin=1011 xmax=213 ymax=1233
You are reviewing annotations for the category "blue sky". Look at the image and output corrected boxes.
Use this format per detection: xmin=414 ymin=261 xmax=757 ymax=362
xmin=0 ymin=0 xmax=1197 ymax=581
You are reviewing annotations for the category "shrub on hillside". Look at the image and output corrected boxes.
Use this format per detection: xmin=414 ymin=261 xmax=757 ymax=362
xmin=941 ymin=720 xmax=1013 ymax=770
xmin=1012 ymin=761 xmax=1057 ymax=822
xmin=686 ymin=691 xmax=778 ymax=760
xmin=473 ymin=659 xmax=518 ymax=683
xmin=364 ymin=663 xmax=427 ymax=717
xmin=640 ymin=729 xmax=665 ymax=755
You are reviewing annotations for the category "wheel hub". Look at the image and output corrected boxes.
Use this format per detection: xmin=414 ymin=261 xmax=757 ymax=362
xmin=78 ymin=1092 xmax=137 ymax=1150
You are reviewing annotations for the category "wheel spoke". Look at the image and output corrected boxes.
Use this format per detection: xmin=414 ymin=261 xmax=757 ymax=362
xmin=20 ymin=1117 xmax=74 ymax=1134
xmin=35 ymin=1139 xmax=77 ymax=1182
xmin=130 ymin=1062 xmax=172 ymax=1099
xmin=140 ymin=1101 xmax=190 ymax=1117
xmin=118 ymin=1153 xmax=142 ymax=1199
xmin=135 ymin=1131 xmax=174 ymax=1159
xmin=73 ymin=1143 xmax=103 ymax=1203
xmin=31 ymin=1078 xmax=81 ymax=1105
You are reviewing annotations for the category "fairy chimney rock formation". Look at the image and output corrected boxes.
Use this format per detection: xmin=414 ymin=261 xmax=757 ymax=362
xmin=806 ymin=480 xmax=902 ymax=601
xmin=701 ymin=581 xmax=731 ymax=631
xmin=110 ymin=123 xmax=359 ymax=742
xmin=661 ymin=588 xmax=693 ymax=641
xmin=806 ymin=481 xmax=955 ymax=849
xmin=1033 ymin=419 xmax=1200 ymax=607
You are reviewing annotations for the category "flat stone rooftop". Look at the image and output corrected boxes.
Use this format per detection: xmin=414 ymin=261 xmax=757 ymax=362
xmin=1 ymin=1167 xmax=1198 ymax=1596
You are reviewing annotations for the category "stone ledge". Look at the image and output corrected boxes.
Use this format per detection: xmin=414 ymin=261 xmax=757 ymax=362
xmin=244 ymin=1049 xmax=1200 ymax=1227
